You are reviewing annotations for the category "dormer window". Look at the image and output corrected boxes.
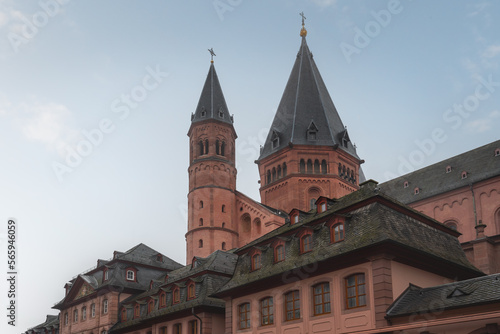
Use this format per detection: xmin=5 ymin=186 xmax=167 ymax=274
xmin=331 ymin=223 xmax=344 ymax=243
xmin=290 ymin=210 xmax=300 ymax=225
xmin=317 ymin=198 xmax=327 ymax=213
xmin=133 ymin=304 xmax=140 ymax=319
xmin=156 ymin=254 xmax=163 ymax=262
xmin=461 ymin=171 xmax=467 ymax=179
xmin=307 ymin=121 xmax=318 ymax=141
xmin=271 ymin=130 xmax=280 ymax=149
xmin=446 ymin=165 xmax=452 ymax=173
xmin=495 ymin=148 xmax=500 ymax=156
xmin=272 ymin=240 xmax=286 ymax=263
xmin=121 ymin=308 xmax=127 ymax=322
xmin=403 ymin=181 xmax=408 ymax=188
xmin=147 ymin=300 xmax=154 ymax=314
xmin=159 ymin=291 xmax=166 ymax=308
xmin=126 ymin=268 xmax=136 ymax=282
xmin=187 ymin=282 xmax=196 ymax=300
xmin=173 ymin=287 xmax=180 ymax=304
xmin=103 ymin=268 xmax=109 ymax=281
xmin=414 ymin=187 xmax=420 ymax=195
xmin=200 ymin=107 xmax=206 ymax=117
xmin=300 ymin=234 xmax=313 ymax=254
xmin=251 ymin=253 xmax=261 ymax=271
xmin=218 ymin=107 xmax=224 ymax=118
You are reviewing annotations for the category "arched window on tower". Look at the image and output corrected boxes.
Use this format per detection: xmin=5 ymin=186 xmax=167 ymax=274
xmin=267 ymin=170 xmax=271 ymax=185
xmin=346 ymin=168 xmax=350 ymax=180
xmin=283 ymin=162 xmax=287 ymax=177
xmin=205 ymin=139 xmax=209 ymax=154
xmin=222 ymin=242 xmax=226 ymax=250
xmin=199 ymin=201 xmax=203 ymax=209
xmin=307 ymin=159 xmax=313 ymax=174
xmin=221 ymin=141 xmax=225 ymax=156
xmin=314 ymin=159 xmax=320 ymax=174
xmin=338 ymin=163 xmax=342 ymax=176
xmin=216 ymin=139 xmax=220 ymax=155
xmin=272 ymin=167 xmax=277 ymax=181
xmin=199 ymin=218 xmax=203 ymax=226
xmin=300 ymin=159 xmax=306 ymax=173
xmin=321 ymin=160 xmax=327 ymax=174
xmin=310 ymin=198 xmax=317 ymax=210
xmin=199 ymin=141 xmax=204 ymax=156
xmin=199 ymin=239 xmax=203 ymax=248
xmin=277 ymin=165 xmax=282 ymax=179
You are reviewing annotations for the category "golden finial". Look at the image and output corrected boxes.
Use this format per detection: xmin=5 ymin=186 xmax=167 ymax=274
xmin=299 ymin=12 xmax=307 ymax=37
xmin=208 ymin=48 xmax=216 ymax=63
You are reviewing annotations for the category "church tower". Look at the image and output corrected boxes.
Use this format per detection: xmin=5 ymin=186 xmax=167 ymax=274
xmin=256 ymin=17 xmax=364 ymax=213
xmin=186 ymin=55 xmax=238 ymax=264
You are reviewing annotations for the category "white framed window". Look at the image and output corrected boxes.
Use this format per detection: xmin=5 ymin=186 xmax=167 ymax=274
xmin=126 ymin=270 xmax=135 ymax=281
xmin=91 ymin=303 xmax=96 ymax=317
xmin=73 ymin=309 xmax=78 ymax=322
xmin=103 ymin=299 xmax=108 ymax=314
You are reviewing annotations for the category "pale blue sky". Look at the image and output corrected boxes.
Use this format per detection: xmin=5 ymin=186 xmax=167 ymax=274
xmin=0 ymin=1 xmax=499 ymax=332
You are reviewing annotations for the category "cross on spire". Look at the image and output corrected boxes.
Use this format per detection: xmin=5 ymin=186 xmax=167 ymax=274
xmin=208 ymin=48 xmax=216 ymax=63
xmin=299 ymin=12 xmax=307 ymax=37
xmin=300 ymin=11 xmax=306 ymax=26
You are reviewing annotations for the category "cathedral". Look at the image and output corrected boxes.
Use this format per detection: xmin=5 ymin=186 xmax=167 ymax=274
xmin=26 ymin=19 xmax=500 ymax=334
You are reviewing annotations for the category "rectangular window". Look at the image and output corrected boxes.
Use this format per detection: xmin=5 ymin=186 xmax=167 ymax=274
xmin=285 ymin=290 xmax=300 ymax=321
xmin=239 ymin=303 xmax=250 ymax=329
xmin=82 ymin=307 xmax=87 ymax=321
xmin=189 ymin=320 xmax=198 ymax=334
xmin=159 ymin=327 xmax=167 ymax=334
xmin=103 ymin=299 xmax=108 ymax=314
xmin=260 ymin=297 xmax=273 ymax=326
xmin=91 ymin=304 xmax=95 ymax=317
xmin=73 ymin=309 xmax=78 ymax=322
xmin=313 ymin=283 xmax=331 ymax=315
xmin=173 ymin=324 xmax=182 ymax=334
xmin=346 ymin=274 xmax=366 ymax=309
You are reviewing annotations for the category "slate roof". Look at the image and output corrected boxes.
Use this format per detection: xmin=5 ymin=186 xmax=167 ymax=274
xmin=258 ymin=34 xmax=359 ymax=161
xmin=380 ymin=140 xmax=500 ymax=204
xmin=190 ymin=62 xmax=233 ymax=125
xmin=112 ymin=243 xmax=183 ymax=271
xmin=216 ymin=181 xmax=481 ymax=296
xmin=387 ymin=274 xmax=500 ymax=317
xmin=53 ymin=244 xmax=182 ymax=309
xmin=25 ymin=315 xmax=59 ymax=333
xmin=110 ymin=251 xmax=238 ymax=332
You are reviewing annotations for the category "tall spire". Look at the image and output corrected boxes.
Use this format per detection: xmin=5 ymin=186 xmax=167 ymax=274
xmin=190 ymin=52 xmax=233 ymax=125
xmin=258 ymin=19 xmax=359 ymax=161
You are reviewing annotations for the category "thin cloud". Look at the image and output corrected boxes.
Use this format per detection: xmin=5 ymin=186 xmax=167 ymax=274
xmin=483 ymin=44 xmax=500 ymax=59
xmin=465 ymin=110 xmax=500 ymax=133
xmin=310 ymin=0 xmax=338 ymax=8
xmin=3 ymin=97 xmax=81 ymax=156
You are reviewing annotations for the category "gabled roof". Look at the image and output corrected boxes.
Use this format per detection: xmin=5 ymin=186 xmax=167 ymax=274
xmin=387 ymin=274 xmax=500 ymax=317
xmin=190 ymin=62 xmax=233 ymax=126
xmin=380 ymin=140 xmax=500 ymax=204
xmin=258 ymin=35 xmax=359 ymax=161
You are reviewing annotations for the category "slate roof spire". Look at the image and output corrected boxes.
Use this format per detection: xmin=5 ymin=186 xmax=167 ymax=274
xmin=258 ymin=19 xmax=359 ymax=161
xmin=191 ymin=50 xmax=233 ymax=125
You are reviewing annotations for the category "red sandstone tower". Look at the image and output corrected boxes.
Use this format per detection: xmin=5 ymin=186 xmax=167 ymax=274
xmin=186 ymin=59 xmax=238 ymax=263
xmin=256 ymin=21 xmax=364 ymax=213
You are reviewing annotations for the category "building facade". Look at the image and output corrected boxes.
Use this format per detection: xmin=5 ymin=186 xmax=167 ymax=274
xmin=26 ymin=20 xmax=500 ymax=334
